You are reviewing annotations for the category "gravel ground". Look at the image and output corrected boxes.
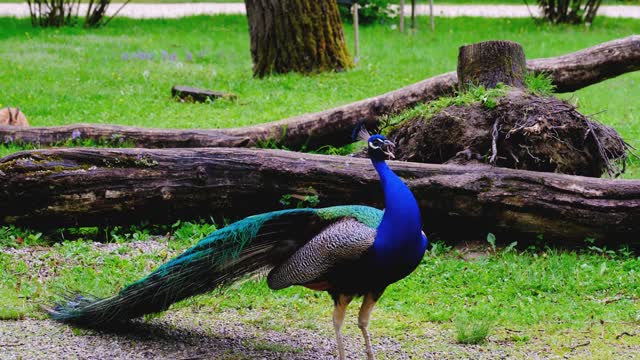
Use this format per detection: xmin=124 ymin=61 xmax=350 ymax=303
xmin=4 ymin=308 xmax=633 ymax=359
xmin=0 ymin=308 xmax=411 ymax=360
xmin=1 ymin=3 xmax=640 ymax=19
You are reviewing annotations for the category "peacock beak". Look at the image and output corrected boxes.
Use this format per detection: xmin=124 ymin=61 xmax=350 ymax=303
xmin=382 ymin=140 xmax=396 ymax=159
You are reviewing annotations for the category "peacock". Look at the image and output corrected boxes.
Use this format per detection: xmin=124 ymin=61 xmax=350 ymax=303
xmin=49 ymin=128 xmax=428 ymax=360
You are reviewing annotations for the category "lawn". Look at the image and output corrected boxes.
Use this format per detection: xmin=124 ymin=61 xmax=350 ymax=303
xmin=1 ymin=15 xmax=639 ymax=129
xmin=1 ymin=15 xmax=639 ymax=175
xmin=0 ymin=14 xmax=639 ymax=358
xmin=1 ymin=223 xmax=639 ymax=358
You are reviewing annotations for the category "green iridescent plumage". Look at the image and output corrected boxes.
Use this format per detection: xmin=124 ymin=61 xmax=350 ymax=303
xmin=317 ymin=205 xmax=383 ymax=228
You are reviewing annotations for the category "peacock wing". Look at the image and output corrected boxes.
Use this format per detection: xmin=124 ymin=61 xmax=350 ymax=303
xmin=266 ymin=218 xmax=377 ymax=290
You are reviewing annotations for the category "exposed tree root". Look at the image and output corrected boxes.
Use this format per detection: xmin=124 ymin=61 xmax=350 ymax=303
xmin=389 ymin=89 xmax=629 ymax=177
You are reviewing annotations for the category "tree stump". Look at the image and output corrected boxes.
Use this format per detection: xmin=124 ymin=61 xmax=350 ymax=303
xmin=457 ymin=40 xmax=527 ymax=90
xmin=389 ymin=40 xmax=629 ymax=178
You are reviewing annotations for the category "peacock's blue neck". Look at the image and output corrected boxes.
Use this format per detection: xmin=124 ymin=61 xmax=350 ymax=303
xmin=371 ymin=159 xmax=427 ymax=269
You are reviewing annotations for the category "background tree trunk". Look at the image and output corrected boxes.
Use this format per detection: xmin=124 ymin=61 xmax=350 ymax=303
xmin=245 ymin=0 xmax=352 ymax=78
xmin=1 ymin=148 xmax=639 ymax=247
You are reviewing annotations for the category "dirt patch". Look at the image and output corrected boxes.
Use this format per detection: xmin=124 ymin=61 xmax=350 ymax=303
xmin=0 ymin=312 xmax=401 ymax=360
xmin=389 ymin=89 xmax=628 ymax=177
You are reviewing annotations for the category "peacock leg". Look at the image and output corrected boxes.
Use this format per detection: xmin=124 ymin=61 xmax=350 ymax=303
xmin=358 ymin=292 xmax=379 ymax=360
xmin=332 ymin=293 xmax=353 ymax=360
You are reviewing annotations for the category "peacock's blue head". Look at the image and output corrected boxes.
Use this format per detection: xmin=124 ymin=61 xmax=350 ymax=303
xmin=367 ymin=134 xmax=396 ymax=161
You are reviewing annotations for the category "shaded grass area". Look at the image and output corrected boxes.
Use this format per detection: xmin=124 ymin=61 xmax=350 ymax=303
xmin=0 ymin=225 xmax=638 ymax=356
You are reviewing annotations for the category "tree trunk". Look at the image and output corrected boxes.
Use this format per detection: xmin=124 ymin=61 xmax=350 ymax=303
xmin=1 ymin=148 xmax=639 ymax=246
xmin=1 ymin=36 xmax=638 ymax=150
xmin=411 ymin=0 xmax=416 ymax=30
xmin=245 ymin=0 xmax=352 ymax=78
xmin=458 ymin=40 xmax=527 ymax=90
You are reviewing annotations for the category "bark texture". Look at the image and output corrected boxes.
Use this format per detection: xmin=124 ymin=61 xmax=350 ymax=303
xmin=1 ymin=148 xmax=638 ymax=245
xmin=0 ymin=36 xmax=637 ymax=150
xmin=245 ymin=0 xmax=352 ymax=78
xmin=458 ymin=41 xmax=527 ymax=90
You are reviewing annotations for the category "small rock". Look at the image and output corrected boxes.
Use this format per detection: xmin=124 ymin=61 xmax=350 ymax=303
xmin=171 ymin=85 xmax=237 ymax=103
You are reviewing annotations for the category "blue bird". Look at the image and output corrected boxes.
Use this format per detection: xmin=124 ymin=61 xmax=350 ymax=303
xmin=49 ymin=130 xmax=428 ymax=360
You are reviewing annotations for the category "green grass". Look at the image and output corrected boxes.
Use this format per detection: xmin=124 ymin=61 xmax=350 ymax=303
xmin=382 ymin=83 xmax=507 ymax=132
xmin=0 ymin=227 xmax=638 ymax=355
xmin=1 ymin=15 xmax=639 ymax=174
xmin=0 ymin=288 xmax=28 ymax=320
xmin=0 ymin=225 xmax=46 ymax=248
xmin=455 ymin=312 xmax=494 ymax=344
xmin=524 ymin=71 xmax=556 ymax=96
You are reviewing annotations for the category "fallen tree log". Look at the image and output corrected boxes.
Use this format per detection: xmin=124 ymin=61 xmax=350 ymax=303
xmin=1 ymin=36 xmax=638 ymax=150
xmin=528 ymin=35 xmax=640 ymax=92
xmin=0 ymin=72 xmax=457 ymax=151
xmin=1 ymin=148 xmax=638 ymax=246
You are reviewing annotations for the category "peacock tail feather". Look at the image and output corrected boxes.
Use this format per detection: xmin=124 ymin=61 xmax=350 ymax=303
xmin=49 ymin=206 xmax=383 ymax=326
